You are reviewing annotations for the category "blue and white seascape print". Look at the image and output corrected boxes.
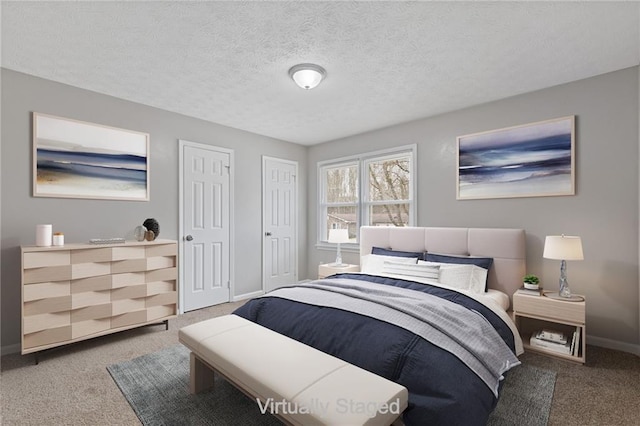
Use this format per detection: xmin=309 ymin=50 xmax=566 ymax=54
xmin=34 ymin=114 xmax=149 ymax=201
xmin=457 ymin=116 xmax=574 ymax=200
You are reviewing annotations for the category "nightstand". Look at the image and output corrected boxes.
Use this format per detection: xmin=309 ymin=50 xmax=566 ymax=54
xmin=513 ymin=290 xmax=586 ymax=363
xmin=318 ymin=263 xmax=359 ymax=279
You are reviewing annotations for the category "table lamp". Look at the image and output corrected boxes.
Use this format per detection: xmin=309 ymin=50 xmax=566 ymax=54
xmin=328 ymin=228 xmax=350 ymax=266
xmin=543 ymin=235 xmax=584 ymax=299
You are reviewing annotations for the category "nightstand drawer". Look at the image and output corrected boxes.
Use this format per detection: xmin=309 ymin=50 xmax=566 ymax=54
xmin=513 ymin=293 xmax=585 ymax=324
xmin=318 ymin=263 xmax=359 ymax=279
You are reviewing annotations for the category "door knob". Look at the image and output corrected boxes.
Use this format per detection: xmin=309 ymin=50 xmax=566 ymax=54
xmin=185 ymin=235 xmax=193 ymax=241
xmin=265 ymin=232 xmax=272 ymax=236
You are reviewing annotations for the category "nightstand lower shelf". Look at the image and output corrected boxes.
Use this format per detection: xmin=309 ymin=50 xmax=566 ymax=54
xmin=514 ymin=314 xmax=585 ymax=363
xmin=520 ymin=332 xmax=585 ymax=364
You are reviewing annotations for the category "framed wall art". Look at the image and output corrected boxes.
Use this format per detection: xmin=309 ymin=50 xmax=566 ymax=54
xmin=33 ymin=113 xmax=150 ymax=201
xmin=457 ymin=116 xmax=575 ymax=200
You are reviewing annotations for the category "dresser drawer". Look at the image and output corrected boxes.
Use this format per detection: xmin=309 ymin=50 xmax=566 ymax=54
xmin=24 ymin=251 xmax=70 ymax=269
xmin=23 ymin=326 xmax=72 ymax=350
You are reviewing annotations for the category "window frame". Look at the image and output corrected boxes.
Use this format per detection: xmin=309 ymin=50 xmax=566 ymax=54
xmin=317 ymin=144 xmax=417 ymax=250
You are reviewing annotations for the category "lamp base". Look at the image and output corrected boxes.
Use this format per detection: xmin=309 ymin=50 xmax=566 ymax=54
xmin=544 ymin=292 xmax=585 ymax=302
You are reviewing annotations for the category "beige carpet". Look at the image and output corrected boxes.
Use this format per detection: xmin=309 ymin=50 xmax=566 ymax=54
xmin=1 ymin=300 xmax=639 ymax=425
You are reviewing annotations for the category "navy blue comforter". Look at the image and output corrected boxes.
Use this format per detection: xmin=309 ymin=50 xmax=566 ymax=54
xmin=233 ymin=273 xmax=517 ymax=426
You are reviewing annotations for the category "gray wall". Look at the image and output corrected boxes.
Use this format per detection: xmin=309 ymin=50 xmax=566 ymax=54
xmin=1 ymin=69 xmax=308 ymax=351
xmin=3 ymin=67 xmax=638 ymax=354
xmin=308 ymin=67 xmax=640 ymax=353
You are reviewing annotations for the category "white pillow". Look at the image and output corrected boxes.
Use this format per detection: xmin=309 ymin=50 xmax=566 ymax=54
xmin=360 ymin=254 xmax=418 ymax=275
xmin=418 ymin=260 xmax=488 ymax=294
xmin=382 ymin=262 xmax=440 ymax=280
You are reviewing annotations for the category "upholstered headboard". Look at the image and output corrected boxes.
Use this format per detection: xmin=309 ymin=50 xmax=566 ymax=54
xmin=359 ymin=226 xmax=526 ymax=307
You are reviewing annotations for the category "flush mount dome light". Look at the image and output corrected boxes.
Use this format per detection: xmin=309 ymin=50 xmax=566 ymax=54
xmin=288 ymin=63 xmax=326 ymax=90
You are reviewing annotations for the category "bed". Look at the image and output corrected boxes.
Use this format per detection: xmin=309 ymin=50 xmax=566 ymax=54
xmin=234 ymin=226 xmax=526 ymax=425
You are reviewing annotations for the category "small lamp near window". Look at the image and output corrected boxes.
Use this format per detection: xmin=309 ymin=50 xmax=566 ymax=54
xmin=543 ymin=235 xmax=584 ymax=300
xmin=328 ymin=228 xmax=350 ymax=266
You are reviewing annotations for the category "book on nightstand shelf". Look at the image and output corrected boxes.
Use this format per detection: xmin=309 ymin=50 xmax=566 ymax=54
xmin=530 ymin=333 xmax=572 ymax=354
xmin=530 ymin=328 xmax=581 ymax=356
xmin=538 ymin=329 xmax=568 ymax=344
xmin=570 ymin=327 xmax=581 ymax=356
xmin=515 ymin=286 xmax=542 ymax=296
xmin=529 ymin=336 xmax=571 ymax=355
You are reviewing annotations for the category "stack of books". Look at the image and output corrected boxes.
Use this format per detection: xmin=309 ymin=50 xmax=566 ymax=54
xmin=516 ymin=286 xmax=541 ymax=296
xmin=530 ymin=328 xmax=581 ymax=356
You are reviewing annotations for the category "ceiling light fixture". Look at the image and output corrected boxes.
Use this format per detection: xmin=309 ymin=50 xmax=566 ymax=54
xmin=288 ymin=63 xmax=326 ymax=90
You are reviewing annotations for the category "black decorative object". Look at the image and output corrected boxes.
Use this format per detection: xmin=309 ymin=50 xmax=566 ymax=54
xmin=143 ymin=218 xmax=159 ymax=240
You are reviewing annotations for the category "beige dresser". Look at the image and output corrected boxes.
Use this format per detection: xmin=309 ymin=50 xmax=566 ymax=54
xmin=21 ymin=239 xmax=177 ymax=355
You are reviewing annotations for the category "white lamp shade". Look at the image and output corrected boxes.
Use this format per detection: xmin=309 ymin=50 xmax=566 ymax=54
xmin=328 ymin=228 xmax=350 ymax=244
xmin=543 ymin=235 xmax=584 ymax=260
xmin=289 ymin=64 xmax=326 ymax=90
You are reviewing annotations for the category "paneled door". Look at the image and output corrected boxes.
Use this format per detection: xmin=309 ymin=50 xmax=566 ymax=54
xmin=180 ymin=140 xmax=233 ymax=312
xmin=263 ymin=157 xmax=298 ymax=292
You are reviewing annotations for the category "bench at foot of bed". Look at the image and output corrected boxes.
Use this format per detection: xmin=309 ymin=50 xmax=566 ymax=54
xmin=178 ymin=314 xmax=408 ymax=426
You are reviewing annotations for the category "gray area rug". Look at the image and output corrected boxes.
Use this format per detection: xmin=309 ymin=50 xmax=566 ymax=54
xmin=488 ymin=362 xmax=556 ymax=426
xmin=108 ymin=345 xmax=556 ymax=426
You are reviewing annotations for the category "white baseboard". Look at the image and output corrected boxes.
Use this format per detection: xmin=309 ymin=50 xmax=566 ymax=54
xmin=232 ymin=290 xmax=264 ymax=302
xmin=1 ymin=343 xmax=20 ymax=356
xmin=587 ymin=334 xmax=640 ymax=356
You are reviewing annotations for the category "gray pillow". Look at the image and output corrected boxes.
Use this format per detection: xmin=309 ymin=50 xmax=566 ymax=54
xmin=372 ymin=246 xmax=425 ymax=259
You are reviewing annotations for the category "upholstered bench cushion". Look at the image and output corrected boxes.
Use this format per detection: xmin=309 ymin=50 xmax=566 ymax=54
xmin=179 ymin=314 xmax=408 ymax=425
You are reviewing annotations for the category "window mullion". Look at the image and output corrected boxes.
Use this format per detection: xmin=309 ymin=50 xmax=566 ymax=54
xmin=360 ymin=160 xmax=368 ymax=232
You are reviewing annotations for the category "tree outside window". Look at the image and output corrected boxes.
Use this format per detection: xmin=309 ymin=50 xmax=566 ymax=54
xmin=366 ymin=156 xmax=411 ymax=227
xmin=324 ymin=163 xmax=358 ymax=240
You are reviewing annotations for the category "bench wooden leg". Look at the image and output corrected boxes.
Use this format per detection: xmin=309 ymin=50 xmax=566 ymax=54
xmin=190 ymin=351 xmax=216 ymax=394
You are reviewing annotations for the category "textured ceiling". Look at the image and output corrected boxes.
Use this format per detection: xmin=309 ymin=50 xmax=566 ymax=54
xmin=2 ymin=1 xmax=639 ymax=145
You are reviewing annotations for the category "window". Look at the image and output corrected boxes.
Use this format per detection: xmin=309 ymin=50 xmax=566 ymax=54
xmin=318 ymin=145 xmax=416 ymax=245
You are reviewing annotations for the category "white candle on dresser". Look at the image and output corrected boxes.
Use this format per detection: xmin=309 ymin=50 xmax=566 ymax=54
xmin=36 ymin=224 xmax=53 ymax=247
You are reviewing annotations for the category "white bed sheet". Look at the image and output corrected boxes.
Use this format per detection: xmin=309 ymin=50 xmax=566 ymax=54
xmin=485 ymin=289 xmax=510 ymax=311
